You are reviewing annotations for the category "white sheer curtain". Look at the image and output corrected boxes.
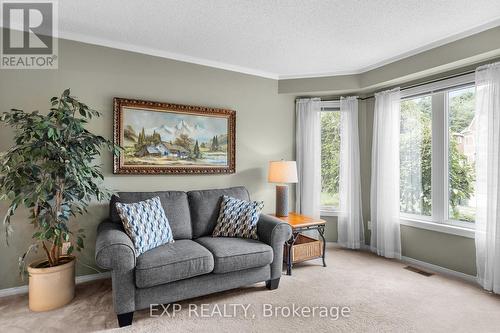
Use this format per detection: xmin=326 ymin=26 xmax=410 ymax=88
xmin=295 ymin=98 xmax=321 ymax=219
xmin=370 ymin=88 xmax=402 ymax=259
xmin=400 ymin=101 xmax=423 ymax=214
xmin=338 ymin=96 xmax=364 ymax=248
xmin=475 ymin=62 xmax=500 ymax=293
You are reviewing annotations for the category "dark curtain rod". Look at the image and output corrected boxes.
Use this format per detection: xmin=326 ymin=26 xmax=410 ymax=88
xmin=315 ymin=69 xmax=476 ymax=102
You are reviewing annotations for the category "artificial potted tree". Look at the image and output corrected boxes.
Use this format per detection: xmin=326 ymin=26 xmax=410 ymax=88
xmin=0 ymin=89 xmax=118 ymax=311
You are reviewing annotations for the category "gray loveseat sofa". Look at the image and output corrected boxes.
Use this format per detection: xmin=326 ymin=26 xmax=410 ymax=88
xmin=95 ymin=186 xmax=292 ymax=327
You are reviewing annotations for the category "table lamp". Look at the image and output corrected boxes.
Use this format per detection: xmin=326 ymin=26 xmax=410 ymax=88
xmin=268 ymin=160 xmax=298 ymax=217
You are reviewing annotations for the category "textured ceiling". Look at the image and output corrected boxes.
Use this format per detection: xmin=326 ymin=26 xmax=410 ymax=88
xmin=57 ymin=0 xmax=500 ymax=79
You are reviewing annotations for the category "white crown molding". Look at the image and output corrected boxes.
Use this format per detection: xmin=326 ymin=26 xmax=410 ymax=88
xmin=57 ymin=31 xmax=280 ymax=80
xmin=68 ymin=18 xmax=500 ymax=81
xmin=0 ymin=272 xmax=110 ymax=298
xmin=278 ymin=69 xmax=363 ymax=80
xmin=0 ymin=22 xmax=279 ymax=79
xmin=278 ymin=18 xmax=500 ymax=80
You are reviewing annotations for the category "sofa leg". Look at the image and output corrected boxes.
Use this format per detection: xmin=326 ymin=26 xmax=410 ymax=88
xmin=266 ymin=278 xmax=280 ymax=290
xmin=117 ymin=311 xmax=134 ymax=327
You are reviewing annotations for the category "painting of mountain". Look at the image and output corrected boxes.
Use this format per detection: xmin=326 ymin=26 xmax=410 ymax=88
xmin=113 ymin=98 xmax=235 ymax=174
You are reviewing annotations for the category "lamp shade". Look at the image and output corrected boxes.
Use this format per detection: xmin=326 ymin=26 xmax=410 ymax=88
xmin=268 ymin=160 xmax=298 ymax=183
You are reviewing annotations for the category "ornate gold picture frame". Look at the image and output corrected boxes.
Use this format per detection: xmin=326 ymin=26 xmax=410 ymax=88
xmin=113 ymin=98 xmax=236 ymax=174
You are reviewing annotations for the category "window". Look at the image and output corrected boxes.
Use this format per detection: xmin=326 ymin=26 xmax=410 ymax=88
xmin=320 ymin=109 xmax=341 ymax=211
xmin=399 ymin=76 xmax=476 ymax=228
xmin=448 ymin=87 xmax=476 ymax=223
xmin=400 ymin=95 xmax=432 ymax=216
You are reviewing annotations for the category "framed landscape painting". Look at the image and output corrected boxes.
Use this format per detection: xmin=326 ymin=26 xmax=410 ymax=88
xmin=113 ymin=98 xmax=236 ymax=174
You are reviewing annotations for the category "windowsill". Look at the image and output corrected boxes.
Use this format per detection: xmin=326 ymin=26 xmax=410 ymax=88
xmin=320 ymin=210 xmax=340 ymax=217
xmin=400 ymin=217 xmax=475 ymax=239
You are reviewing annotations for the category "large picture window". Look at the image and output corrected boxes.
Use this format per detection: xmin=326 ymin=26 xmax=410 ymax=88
xmin=399 ymin=78 xmax=476 ymax=228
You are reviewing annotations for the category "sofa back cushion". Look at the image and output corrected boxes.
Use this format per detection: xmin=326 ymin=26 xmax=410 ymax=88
xmin=187 ymin=186 xmax=250 ymax=239
xmin=110 ymin=191 xmax=192 ymax=240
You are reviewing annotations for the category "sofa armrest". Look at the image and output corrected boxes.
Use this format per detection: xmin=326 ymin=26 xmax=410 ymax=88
xmin=257 ymin=214 xmax=292 ymax=279
xmin=95 ymin=221 xmax=136 ymax=272
xmin=95 ymin=220 xmax=136 ymax=315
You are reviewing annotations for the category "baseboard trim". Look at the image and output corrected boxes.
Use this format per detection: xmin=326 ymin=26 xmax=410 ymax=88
xmin=401 ymin=256 xmax=477 ymax=284
xmin=0 ymin=272 xmax=110 ymax=298
xmin=75 ymin=271 xmax=111 ymax=284
xmin=329 ymin=241 xmax=477 ymax=284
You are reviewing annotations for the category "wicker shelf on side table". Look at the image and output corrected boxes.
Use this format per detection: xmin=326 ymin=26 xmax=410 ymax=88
xmin=272 ymin=212 xmax=327 ymax=275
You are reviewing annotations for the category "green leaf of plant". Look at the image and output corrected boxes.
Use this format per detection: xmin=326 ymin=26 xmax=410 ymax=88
xmin=77 ymin=237 xmax=84 ymax=249
xmin=2 ymin=89 xmax=117 ymax=273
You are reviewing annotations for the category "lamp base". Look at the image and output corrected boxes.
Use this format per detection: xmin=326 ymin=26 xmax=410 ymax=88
xmin=275 ymin=185 xmax=289 ymax=217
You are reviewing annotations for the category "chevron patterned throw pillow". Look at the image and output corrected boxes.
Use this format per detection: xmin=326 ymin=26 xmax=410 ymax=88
xmin=115 ymin=196 xmax=174 ymax=256
xmin=212 ymin=195 xmax=264 ymax=240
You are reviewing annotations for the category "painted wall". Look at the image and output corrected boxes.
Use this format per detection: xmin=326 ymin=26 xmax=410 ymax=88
xmin=0 ymin=37 xmax=295 ymax=289
xmin=401 ymin=226 xmax=476 ymax=275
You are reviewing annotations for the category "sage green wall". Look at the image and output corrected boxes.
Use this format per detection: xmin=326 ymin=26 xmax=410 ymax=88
xmin=401 ymin=226 xmax=476 ymax=275
xmin=321 ymin=216 xmax=338 ymax=241
xmin=0 ymin=37 xmax=295 ymax=289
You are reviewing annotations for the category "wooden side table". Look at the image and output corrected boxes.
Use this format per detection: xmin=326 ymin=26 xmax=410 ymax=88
xmin=272 ymin=212 xmax=326 ymax=275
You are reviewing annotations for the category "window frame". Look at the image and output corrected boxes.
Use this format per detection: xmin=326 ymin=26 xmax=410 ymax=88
xmin=320 ymin=100 xmax=341 ymax=215
xmin=399 ymin=73 xmax=476 ymax=230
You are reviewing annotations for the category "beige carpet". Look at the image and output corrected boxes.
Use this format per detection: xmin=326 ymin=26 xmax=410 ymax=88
xmin=1 ymin=244 xmax=500 ymax=333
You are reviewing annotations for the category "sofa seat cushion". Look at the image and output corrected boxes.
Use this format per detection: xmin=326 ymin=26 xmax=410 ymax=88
xmin=135 ymin=240 xmax=214 ymax=288
xmin=195 ymin=237 xmax=273 ymax=274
